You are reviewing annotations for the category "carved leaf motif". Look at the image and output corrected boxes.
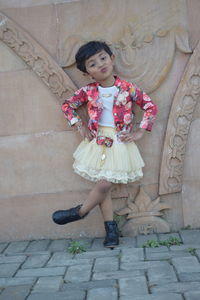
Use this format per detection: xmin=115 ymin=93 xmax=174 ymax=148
xmin=116 ymin=207 xmax=132 ymax=216
xmin=175 ymin=26 xmax=192 ymax=54
xmin=147 ymin=197 xmax=161 ymax=211
xmin=135 ymin=187 xmax=151 ymax=212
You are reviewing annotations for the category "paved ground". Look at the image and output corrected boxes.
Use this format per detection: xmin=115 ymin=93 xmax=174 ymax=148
xmin=0 ymin=230 xmax=200 ymax=300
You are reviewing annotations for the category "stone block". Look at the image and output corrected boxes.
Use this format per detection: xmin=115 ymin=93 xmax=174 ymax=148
xmin=87 ymin=287 xmax=118 ymax=300
xmin=32 ymin=276 xmax=63 ymax=293
xmin=0 ymin=243 xmax=8 ymax=254
xmin=47 ymin=254 xmax=91 ymax=268
xmin=62 ymin=279 xmax=117 ymax=291
xmin=64 ymin=264 xmax=92 ymax=282
xmin=0 ymin=70 xmax=66 ymax=137
xmin=93 ymin=257 xmax=119 ymax=272
xmin=25 ymin=240 xmax=50 ymax=252
xmin=4 ymin=241 xmax=30 ymax=254
xmin=0 ymin=255 xmax=26 ymax=264
xmin=92 ymin=270 xmax=143 ymax=281
xmin=0 ymin=277 xmax=36 ymax=288
xmin=22 ymin=254 xmax=50 ymax=269
xmin=0 ymin=263 xmax=20 ymax=277
xmin=16 ymin=267 xmax=66 ymax=277
xmin=0 ymin=41 xmax=27 ymax=72
xmin=180 ymin=230 xmax=200 ymax=245
xmin=2 ymin=4 xmax=58 ymax=59
xmin=184 ymin=291 xmax=200 ymax=300
xmin=151 ymin=282 xmax=200 ymax=294
xmin=75 ymin=249 xmax=120 ymax=259
xmin=172 ymin=256 xmax=200 ymax=273
xmin=120 ymin=260 xmax=170 ymax=271
xmin=148 ymin=265 xmax=178 ymax=284
xmin=179 ymin=273 xmax=200 ymax=282
xmin=119 ymin=277 xmax=148 ymax=297
xmin=121 ymin=248 xmax=144 ymax=262
xmin=47 ymin=239 xmax=71 ymax=252
xmin=120 ymin=294 xmax=183 ymax=300
xmin=137 ymin=234 xmax=158 ymax=247
xmin=27 ymin=291 xmax=86 ymax=300
xmin=0 ymin=285 xmax=31 ymax=300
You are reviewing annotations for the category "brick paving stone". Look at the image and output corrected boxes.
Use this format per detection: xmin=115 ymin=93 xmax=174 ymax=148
xmin=137 ymin=234 xmax=158 ymax=247
xmin=47 ymin=239 xmax=70 ymax=252
xmin=146 ymin=250 xmax=190 ymax=260
xmin=195 ymin=249 xmax=200 ymax=260
xmin=151 ymin=281 xmax=200 ymax=294
xmin=64 ymin=264 xmax=92 ymax=282
xmin=25 ymin=240 xmax=50 ymax=252
xmin=121 ymin=248 xmax=144 ymax=262
xmin=0 ymin=255 xmax=26 ymax=264
xmin=118 ymin=237 xmax=136 ymax=248
xmin=46 ymin=252 xmax=74 ymax=267
xmin=0 ymin=263 xmax=20 ymax=277
xmin=93 ymin=256 xmax=119 ymax=272
xmin=179 ymin=272 xmax=200 ymax=281
xmin=87 ymin=287 xmax=118 ymax=300
xmin=75 ymin=249 xmax=120 ymax=259
xmin=145 ymin=246 xmax=168 ymax=253
xmin=0 ymin=277 xmax=36 ymax=287
xmin=120 ymin=294 xmax=183 ymax=300
xmin=180 ymin=230 xmax=200 ymax=244
xmin=119 ymin=276 xmax=148 ymax=297
xmin=48 ymin=256 xmax=92 ymax=268
xmin=62 ymin=279 xmax=117 ymax=291
xmin=147 ymin=264 xmax=178 ymax=284
xmin=120 ymin=260 xmax=170 ymax=271
xmin=0 ymin=284 xmax=31 ymax=300
xmin=27 ymin=291 xmax=86 ymax=300
xmin=90 ymin=238 xmax=105 ymax=250
xmin=170 ymin=245 xmax=200 ymax=251
xmin=32 ymin=276 xmax=63 ymax=293
xmin=184 ymin=291 xmax=200 ymax=300
xmin=21 ymin=254 xmax=50 ymax=269
xmin=4 ymin=241 xmax=29 ymax=254
xmin=16 ymin=266 xmax=66 ymax=277
xmin=172 ymin=256 xmax=200 ymax=273
xmin=92 ymin=269 xmax=143 ymax=280
xmin=0 ymin=244 xmax=8 ymax=254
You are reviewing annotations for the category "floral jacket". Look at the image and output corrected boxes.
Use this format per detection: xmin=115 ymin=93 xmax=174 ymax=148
xmin=62 ymin=76 xmax=158 ymax=136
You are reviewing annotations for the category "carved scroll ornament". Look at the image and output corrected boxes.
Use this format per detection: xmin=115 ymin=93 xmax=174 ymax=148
xmin=159 ymin=40 xmax=200 ymax=195
xmin=0 ymin=12 xmax=77 ymax=103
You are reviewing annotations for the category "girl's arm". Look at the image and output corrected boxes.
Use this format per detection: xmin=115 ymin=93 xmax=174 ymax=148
xmin=132 ymin=85 xmax=158 ymax=131
xmin=62 ymin=87 xmax=88 ymax=127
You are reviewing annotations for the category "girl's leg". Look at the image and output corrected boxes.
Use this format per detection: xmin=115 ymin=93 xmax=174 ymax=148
xmin=99 ymin=190 xmax=113 ymax=221
xmin=79 ymin=180 xmax=112 ymax=217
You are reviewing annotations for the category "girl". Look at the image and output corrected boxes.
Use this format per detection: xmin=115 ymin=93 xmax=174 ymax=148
xmin=52 ymin=41 xmax=158 ymax=248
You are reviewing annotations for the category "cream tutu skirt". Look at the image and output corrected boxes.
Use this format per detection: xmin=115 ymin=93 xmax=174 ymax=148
xmin=73 ymin=126 xmax=145 ymax=184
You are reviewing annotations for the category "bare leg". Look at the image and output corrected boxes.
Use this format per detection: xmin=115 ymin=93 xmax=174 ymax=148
xmin=99 ymin=190 xmax=113 ymax=221
xmin=79 ymin=180 xmax=112 ymax=217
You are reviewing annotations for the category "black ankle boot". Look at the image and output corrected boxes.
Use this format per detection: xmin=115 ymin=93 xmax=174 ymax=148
xmin=103 ymin=220 xmax=119 ymax=248
xmin=52 ymin=205 xmax=87 ymax=225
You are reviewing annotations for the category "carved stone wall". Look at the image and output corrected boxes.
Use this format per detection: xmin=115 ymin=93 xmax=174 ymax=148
xmin=0 ymin=0 xmax=200 ymax=240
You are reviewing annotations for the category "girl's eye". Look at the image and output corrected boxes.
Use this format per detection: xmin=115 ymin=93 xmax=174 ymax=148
xmin=89 ymin=63 xmax=95 ymax=68
xmin=101 ymin=56 xmax=106 ymax=60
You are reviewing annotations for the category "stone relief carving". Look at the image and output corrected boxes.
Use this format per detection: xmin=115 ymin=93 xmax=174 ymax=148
xmin=159 ymin=40 xmax=200 ymax=195
xmin=115 ymin=186 xmax=171 ymax=236
xmin=62 ymin=25 xmax=191 ymax=93
xmin=0 ymin=12 xmax=77 ymax=103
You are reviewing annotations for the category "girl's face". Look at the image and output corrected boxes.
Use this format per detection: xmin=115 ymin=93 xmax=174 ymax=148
xmin=85 ymin=50 xmax=115 ymax=86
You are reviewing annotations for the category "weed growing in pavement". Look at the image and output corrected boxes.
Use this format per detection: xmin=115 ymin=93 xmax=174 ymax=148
xmin=186 ymin=247 xmax=197 ymax=256
xmin=67 ymin=240 xmax=88 ymax=254
xmin=142 ymin=236 xmax=182 ymax=248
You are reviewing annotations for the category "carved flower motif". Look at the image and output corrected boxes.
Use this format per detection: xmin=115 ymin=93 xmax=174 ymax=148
xmin=116 ymin=187 xmax=170 ymax=219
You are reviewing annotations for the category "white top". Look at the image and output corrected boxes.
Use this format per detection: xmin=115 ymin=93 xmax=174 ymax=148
xmin=98 ymin=85 xmax=118 ymax=127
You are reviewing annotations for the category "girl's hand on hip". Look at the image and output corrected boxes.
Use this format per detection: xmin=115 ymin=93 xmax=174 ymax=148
xmin=120 ymin=128 xmax=145 ymax=143
xmin=76 ymin=123 xmax=94 ymax=141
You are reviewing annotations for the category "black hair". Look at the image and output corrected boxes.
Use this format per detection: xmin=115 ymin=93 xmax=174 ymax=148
xmin=75 ymin=41 xmax=113 ymax=73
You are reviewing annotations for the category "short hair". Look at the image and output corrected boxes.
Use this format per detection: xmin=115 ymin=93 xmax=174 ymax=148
xmin=75 ymin=41 xmax=113 ymax=73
